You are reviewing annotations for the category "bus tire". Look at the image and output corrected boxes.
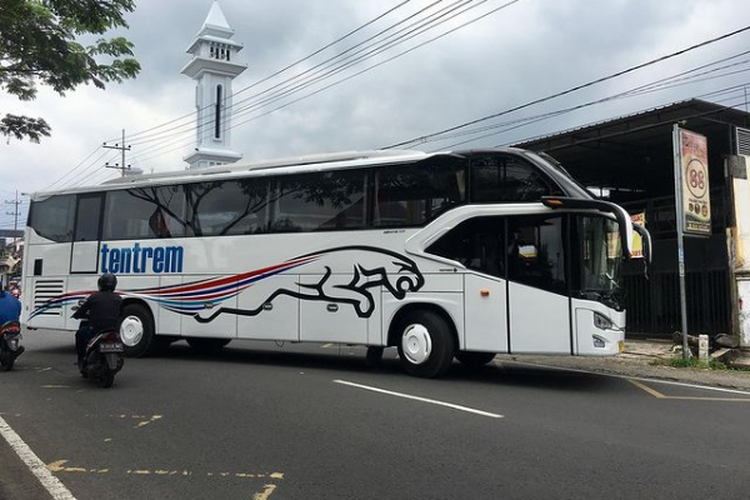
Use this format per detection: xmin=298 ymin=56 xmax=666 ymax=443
xmin=396 ymin=310 xmax=455 ymax=378
xmin=121 ymin=303 xmax=159 ymax=358
xmin=455 ymin=351 xmax=496 ymax=368
xmin=186 ymin=337 xmax=231 ymax=353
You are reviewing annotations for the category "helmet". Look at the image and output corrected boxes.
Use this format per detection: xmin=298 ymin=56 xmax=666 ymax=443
xmin=98 ymin=273 xmax=117 ymax=292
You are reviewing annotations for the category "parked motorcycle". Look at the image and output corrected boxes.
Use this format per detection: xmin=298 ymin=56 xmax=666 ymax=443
xmin=0 ymin=321 xmax=24 ymax=371
xmin=80 ymin=328 xmax=124 ymax=388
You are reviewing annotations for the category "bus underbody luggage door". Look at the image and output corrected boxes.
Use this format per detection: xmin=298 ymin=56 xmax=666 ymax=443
xmin=464 ymin=273 xmax=508 ymax=353
xmin=70 ymin=194 xmax=103 ymax=274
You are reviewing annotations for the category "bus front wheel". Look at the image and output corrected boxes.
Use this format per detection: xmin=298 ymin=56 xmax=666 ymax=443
xmin=396 ymin=310 xmax=455 ymax=378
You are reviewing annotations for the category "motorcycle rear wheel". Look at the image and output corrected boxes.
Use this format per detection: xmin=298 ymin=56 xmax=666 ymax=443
xmin=97 ymin=369 xmax=115 ymax=388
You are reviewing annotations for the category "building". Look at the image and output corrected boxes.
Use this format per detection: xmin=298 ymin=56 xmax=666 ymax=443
xmin=514 ymin=99 xmax=750 ymax=346
xmin=181 ymin=2 xmax=247 ymax=169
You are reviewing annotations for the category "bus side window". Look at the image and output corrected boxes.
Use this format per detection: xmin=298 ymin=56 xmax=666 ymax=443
xmin=272 ymin=169 xmax=367 ymax=232
xmin=373 ymin=157 xmax=466 ymax=228
xmin=471 ymin=154 xmax=558 ymax=203
xmin=507 ymin=214 xmax=567 ymax=294
xmin=425 ymin=217 xmax=506 ymax=278
xmin=29 ymin=195 xmax=75 ymax=242
xmin=103 ymin=186 xmax=186 ymax=240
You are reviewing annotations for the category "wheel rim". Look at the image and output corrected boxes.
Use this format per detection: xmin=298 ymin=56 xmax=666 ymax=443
xmin=120 ymin=315 xmax=144 ymax=347
xmin=401 ymin=323 xmax=432 ymax=365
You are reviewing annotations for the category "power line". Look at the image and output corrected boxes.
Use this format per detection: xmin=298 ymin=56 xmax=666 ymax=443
xmin=134 ymin=0 xmax=524 ymax=166
xmin=128 ymin=0 xmax=457 ymax=152
xmin=383 ymin=23 xmax=750 ymax=149
xmin=112 ymin=0 xmax=416 ymax=144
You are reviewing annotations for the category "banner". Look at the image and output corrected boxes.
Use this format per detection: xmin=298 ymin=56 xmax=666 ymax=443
xmin=630 ymin=211 xmax=646 ymax=258
xmin=679 ymin=129 xmax=711 ymax=236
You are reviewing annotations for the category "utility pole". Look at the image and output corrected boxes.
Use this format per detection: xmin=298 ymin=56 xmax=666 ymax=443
xmin=5 ymin=189 xmax=21 ymax=244
xmin=103 ymin=129 xmax=132 ymax=177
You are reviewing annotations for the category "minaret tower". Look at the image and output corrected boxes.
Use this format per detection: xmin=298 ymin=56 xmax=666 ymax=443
xmin=181 ymin=2 xmax=247 ymax=169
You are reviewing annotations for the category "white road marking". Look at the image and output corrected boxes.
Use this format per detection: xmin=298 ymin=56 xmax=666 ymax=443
xmin=502 ymin=360 xmax=750 ymax=396
xmin=334 ymin=379 xmax=503 ymax=419
xmin=0 ymin=415 xmax=77 ymax=500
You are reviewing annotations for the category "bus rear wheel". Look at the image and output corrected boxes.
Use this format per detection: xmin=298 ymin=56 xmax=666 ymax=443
xmin=396 ymin=310 xmax=455 ymax=378
xmin=186 ymin=338 xmax=231 ymax=354
xmin=455 ymin=351 xmax=496 ymax=368
xmin=121 ymin=303 xmax=163 ymax=358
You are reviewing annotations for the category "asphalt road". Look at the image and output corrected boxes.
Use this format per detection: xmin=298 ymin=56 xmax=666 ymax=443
xmin=1 ymin=329 xmax=750 ymax=500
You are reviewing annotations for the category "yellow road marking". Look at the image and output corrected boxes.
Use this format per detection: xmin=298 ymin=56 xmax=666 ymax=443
xmin=628 ymin=379 xmax=750 ymax=402
xmin=41 ymin=385 xmax=70 ymax=389
xmin=253 ymin=484 xmax=278 ymax=500
xmin=628 ymin=379 xmax=666 ymax=398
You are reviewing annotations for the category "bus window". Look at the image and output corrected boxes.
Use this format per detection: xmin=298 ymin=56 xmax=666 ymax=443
xmin=29 ymin=195 xmax=75 ymax=242
xmin=426 ymin=217 xmax=506 ymax=278
xmin=272 ymin=169 xmax=367 ymax=232
xmin=471 ymin=154 xmax=559 ymax=203
xmin=507 ymin=214 xmax=567 ymax=294
xmin=186 ymin=179 xmax=269 ymax=236
xmin=74 ymin=195 xmax=103 ymax=242
xmin=373 ymin=158 xmax=466 ymax=228
xmin=103 ymin=186 xmax=186 ymax=240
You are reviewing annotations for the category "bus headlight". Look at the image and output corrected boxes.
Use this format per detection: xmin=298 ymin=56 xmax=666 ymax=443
xmin=593 ymin=312 xmax=614 ymax=331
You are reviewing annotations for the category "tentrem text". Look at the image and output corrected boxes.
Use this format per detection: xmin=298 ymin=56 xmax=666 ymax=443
xmin=100 ymin=243 xmax=184 ymax=274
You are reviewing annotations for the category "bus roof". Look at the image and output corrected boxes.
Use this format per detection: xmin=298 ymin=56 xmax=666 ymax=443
xmin=31 ymin=147 xmax=530 ymax=200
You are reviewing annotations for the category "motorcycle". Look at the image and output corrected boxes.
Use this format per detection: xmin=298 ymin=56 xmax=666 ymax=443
xmin=80 ymin=327 xmax=124 ymax=388
xmin=0 ymin=321 xmax=24 ymax=371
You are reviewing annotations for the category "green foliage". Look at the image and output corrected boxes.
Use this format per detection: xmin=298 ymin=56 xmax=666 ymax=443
xmin=656 ymin=356 xmax=728 ymax=370
xmin=0 ymin=0 xmax=141 ymax=142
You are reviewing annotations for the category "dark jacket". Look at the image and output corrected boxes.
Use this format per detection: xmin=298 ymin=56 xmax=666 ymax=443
xmin=0 ymin=291 xmax=21 ymax=325
xmin=73 ymin=291 xmax=123 ymax=334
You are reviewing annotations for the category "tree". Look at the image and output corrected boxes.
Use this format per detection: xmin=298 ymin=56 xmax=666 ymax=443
xmin=0 ymin=0 xmax=141 ymax=143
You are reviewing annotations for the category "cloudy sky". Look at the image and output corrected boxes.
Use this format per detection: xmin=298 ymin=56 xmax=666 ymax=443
xmin=2 ymin=0 xmax=750 ymax=228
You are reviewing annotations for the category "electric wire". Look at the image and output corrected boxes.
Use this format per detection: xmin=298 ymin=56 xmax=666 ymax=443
xmin=383 ymin=23 xmax=750 ymax=149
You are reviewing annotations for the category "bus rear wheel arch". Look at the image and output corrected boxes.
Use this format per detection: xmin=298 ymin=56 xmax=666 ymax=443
xmin=391 ymin=307 xmax=456 ymax=378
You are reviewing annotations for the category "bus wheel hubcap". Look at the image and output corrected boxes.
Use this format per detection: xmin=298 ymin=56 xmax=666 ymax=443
xmin=402 ymin=324 xmax=432 ymax=365
xmin=120 ymin=316 xmax=144 ymax=348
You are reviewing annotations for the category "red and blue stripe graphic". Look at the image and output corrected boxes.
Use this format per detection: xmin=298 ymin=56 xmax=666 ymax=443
xmin=29 ymin=255 xmax=318 ymax=320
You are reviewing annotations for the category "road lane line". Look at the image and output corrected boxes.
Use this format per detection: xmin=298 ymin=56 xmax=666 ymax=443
xmin=333 ymin=380 xmax=503 ymax=419
xmin=502 ymin=360 xmax=750 ymax=396
xmin=0 ymin=417 xmax=77 ymax=500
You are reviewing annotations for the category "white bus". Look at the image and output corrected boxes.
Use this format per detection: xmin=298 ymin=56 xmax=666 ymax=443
xmin=22 ymin=149 xmax=651 ymax=377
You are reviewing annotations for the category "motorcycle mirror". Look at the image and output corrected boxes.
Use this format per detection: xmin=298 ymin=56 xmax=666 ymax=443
xmin=120 ymin=316 xmax=143 ymax=348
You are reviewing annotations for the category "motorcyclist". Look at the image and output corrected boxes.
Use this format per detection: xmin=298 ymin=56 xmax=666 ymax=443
xmin=0 ymin=283 xmax=21 ymax=326
xmin=73 ymin=274 xmax=123 ymax=370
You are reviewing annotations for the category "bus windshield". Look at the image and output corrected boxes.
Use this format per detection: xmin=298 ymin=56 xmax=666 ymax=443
xmin=579 ymin=216 xmax=622 ymax=308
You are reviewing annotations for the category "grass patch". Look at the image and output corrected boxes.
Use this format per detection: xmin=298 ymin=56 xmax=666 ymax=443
xmin=653 ymin=356 xmax=728 ymax=370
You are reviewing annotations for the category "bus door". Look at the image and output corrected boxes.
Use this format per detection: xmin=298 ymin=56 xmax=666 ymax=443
xmin=507 ymin=214 xmax=571 ymax=354
xmin=425 ymin=216 xmax=509 ymax=353
xmin=70 ymin=194 xmax=104 ymax=274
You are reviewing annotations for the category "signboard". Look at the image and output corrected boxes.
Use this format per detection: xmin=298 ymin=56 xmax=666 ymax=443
xmin=630 ymin=211 xmax=646 ymax=259
xmin=678 ymin=129 xmax=711 ymax=236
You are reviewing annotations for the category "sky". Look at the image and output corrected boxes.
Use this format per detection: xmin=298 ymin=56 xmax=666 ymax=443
xmin=3 ymin=0 xmax=750 ymax=229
